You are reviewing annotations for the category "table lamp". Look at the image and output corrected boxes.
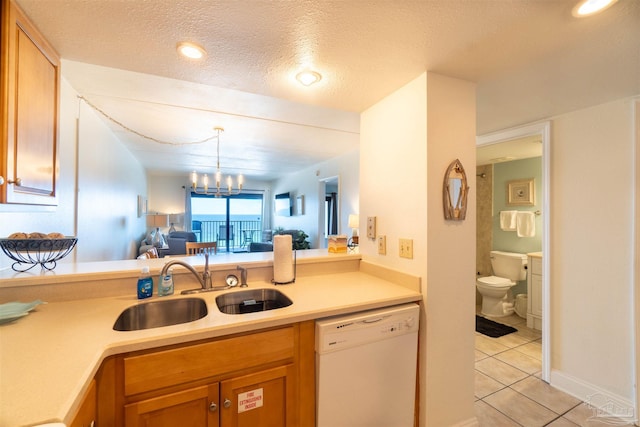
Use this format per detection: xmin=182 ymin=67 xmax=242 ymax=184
xmin=146 ymin=214 xmax=169 ymax=247
xmin=348 ymin=214 xmax=359 ymax=245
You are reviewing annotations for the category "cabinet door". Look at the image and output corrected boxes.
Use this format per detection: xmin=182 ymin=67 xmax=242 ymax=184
xmin=69 ymin=379 xmax=96 ymax=427
xmin=124 ymin=383 xmax=219 ymax=427
xmin=220 ymin=365 xmax=295 ymax=427
xmin=2 ymin=0 xmax=60 ymax=205
xmin=531 ymin=273 xmax=543 ymax=317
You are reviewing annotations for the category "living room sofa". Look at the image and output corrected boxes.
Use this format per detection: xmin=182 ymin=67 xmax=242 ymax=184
xmin=248 ymin=229 xmax=306 ymax=252
xmin=138 ymin=231 xmax=198 ymax=257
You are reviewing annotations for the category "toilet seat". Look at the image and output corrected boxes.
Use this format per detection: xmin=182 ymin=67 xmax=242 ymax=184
xmin=477 ymin=276 xmax=513 ymax=287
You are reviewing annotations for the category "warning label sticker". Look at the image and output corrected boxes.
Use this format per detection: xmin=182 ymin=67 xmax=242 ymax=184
xmin=238 ymin=388 xmax=264 ymax=413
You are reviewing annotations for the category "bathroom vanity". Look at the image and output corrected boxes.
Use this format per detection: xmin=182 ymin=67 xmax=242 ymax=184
xmin=527 ymin=252 xmax=543 ymax=330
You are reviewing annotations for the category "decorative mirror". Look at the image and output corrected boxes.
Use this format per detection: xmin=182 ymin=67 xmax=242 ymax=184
xmin=443 ymin=159 xmax=469 ymax=221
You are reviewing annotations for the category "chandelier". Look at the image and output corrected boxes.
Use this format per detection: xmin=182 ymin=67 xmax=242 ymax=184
xmin=191 ymin=127 xmax=243 ymax=197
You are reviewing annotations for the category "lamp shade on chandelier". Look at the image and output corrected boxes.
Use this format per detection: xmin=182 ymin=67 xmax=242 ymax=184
xmin=191 ymin=127 xmax=243 ymax=197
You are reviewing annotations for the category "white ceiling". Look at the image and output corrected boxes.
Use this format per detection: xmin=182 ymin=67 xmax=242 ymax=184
xmin=15 ymin=0 xmax=640 ymax=180
xmin=477 ymin=135 xmax=542 ymax=166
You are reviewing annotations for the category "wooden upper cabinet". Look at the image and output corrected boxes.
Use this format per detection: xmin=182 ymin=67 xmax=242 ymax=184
xmin=1 ymin=0 xmax=60 ymax=205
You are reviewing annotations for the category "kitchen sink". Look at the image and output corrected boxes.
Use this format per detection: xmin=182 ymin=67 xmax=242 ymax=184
xmin=215 ymin=289 xmax=292 ymax=315
xmin=113 ymin=297 xmax=208 ymax=331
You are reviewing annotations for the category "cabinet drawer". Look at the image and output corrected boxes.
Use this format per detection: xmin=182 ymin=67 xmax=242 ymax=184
xmin=529 ymin=257 xmax=542 ymax=275
xmin=124 ymin=326 xmax=295 ymax=396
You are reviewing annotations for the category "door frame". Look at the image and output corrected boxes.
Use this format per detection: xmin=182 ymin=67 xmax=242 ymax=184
xmin=317 ymin=176 xmax=340 ymax=249
xmin=634 ymin=98 xmax=639 ymax=421
xmin=477 ymin=120 xmax=551 ymax=382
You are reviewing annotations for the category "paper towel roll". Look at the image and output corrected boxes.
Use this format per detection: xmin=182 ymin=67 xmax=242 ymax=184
xmin=273 ymin=234 xmax=294 ymax=284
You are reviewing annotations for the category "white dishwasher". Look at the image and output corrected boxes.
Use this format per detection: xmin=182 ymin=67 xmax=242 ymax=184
xmin=315 ymin=303 xmax=420 ymax=427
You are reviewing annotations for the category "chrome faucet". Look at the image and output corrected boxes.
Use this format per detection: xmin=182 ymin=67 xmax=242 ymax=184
xmin=237 ymin=265 xmax=248 ymax=287
xmin=160 ymin=253 xmax=229 ymax=294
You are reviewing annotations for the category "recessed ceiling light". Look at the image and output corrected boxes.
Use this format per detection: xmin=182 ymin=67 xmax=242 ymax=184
xmin=177 ymin=41 xmax=207 ymax=59
xmin=572 ymin=0 xmax=618 ymax=17
xmin=296 ymin=70 xmax=322 ymax=86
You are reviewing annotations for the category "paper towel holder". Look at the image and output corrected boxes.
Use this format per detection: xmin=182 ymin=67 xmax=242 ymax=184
xmin=272 ymin=249 xmax=297 ymax=285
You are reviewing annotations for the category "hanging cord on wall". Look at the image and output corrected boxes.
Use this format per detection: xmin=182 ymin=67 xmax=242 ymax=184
xmin=77 ymin=96 xmax=218 ymax=146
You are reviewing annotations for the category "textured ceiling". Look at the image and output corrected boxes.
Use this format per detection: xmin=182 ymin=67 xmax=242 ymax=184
xmin=14 ymin=0 xmax=640 ymax=179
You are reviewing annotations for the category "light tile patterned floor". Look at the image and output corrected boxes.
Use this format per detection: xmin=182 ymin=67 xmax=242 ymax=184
xmin=475 ymin=308 xmax=636 ymax=427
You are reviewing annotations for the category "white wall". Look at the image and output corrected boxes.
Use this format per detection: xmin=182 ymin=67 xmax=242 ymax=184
xmin=75 ymin=98 xmax=147 ymax=261
xmin=0 ymin=76 xmax=147 ymax=267
xmin=550 ymin=99 xmax=635 ymax=408
xmin=271 ymin=149 xmax=359 ymax=248
xmin=147 ymin=174 xmax=188 ymax=216
xmin=425 ymin=73 xmax=477 ymax=427
xmin=360 ymin=72 xmax=477 ymax=427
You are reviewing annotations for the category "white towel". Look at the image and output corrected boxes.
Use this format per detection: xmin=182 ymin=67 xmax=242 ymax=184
xmin=500 ymin=211 xmax=517 ymax=231
xmin=516 ymin=211 xmax=536 ymax=237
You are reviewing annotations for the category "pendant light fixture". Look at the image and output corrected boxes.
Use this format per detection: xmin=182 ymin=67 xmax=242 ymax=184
xmin=191 ymin=127 xmax=243 ymax=197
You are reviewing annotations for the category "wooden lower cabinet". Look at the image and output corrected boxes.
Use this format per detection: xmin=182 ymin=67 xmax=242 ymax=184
xmin=125 ymin=383 xmax=220 ymax=427
xmin=98 ymin=322 xmax=315 ymax=427
xmin=69 ymin=379 xmax=96 ymax=427
xmin=124 ymin=365 xmax=295 ymax=427
xmin=221 ymin=364 xmax=295 ymax=427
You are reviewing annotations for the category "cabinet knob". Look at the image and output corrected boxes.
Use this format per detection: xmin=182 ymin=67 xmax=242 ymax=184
xmin=0 ymin=176 xmax=3 ymax=185
xmin=223 ymin=398 xmax=232 ymax=409
xmin=209 ymin=402 xmax=218 ymax=412
xmin=7 ymin=177 xmax=21 ymax=186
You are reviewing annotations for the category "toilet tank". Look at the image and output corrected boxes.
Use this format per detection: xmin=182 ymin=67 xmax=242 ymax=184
xmin=490 ymin=251 xmax=528 ymax=281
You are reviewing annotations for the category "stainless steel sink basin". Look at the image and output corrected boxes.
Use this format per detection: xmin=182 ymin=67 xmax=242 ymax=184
xmin=113 ymin=298 xmax=208 ymax=331
xmin=215 ymin=289 xmax=292 ymax=315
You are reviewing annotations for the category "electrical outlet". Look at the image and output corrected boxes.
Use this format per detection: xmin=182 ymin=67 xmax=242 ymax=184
xmin=377 ymin=235 xmax=386 ymax=255
xmin=399 ymin=238 xmax=413 ymax=259
xmin=366 ymin=216 xmax=376 ymax=239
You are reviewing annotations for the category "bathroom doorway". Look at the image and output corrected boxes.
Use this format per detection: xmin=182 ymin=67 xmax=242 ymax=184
xmin=476 ymin=121 xmax=551 ymax=381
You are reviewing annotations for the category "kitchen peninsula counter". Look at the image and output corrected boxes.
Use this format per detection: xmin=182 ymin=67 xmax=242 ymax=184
xmin=0 ymin=251 xmax=422 ymax=426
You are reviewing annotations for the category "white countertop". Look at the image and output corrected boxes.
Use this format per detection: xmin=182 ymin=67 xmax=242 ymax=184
xmin=0 ymin=258 xmax=421 ymax=427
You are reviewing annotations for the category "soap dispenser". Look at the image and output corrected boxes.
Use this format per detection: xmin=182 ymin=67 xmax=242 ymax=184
xmin=137 ymin=266 xmax=153 ymax=299
xmin=158 ymin=267 xmax=174 ymax=296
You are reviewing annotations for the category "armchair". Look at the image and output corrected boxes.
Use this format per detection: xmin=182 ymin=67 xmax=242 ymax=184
xmin=166 ymin=231 xmax=198 ymax=255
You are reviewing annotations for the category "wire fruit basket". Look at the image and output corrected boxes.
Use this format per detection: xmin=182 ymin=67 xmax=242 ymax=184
xmin=0 ymin=238 xmax=78 ymax=272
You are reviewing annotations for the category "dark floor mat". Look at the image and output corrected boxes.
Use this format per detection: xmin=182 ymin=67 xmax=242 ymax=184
xmin=476 ymin=315 xmax=517 ymax=338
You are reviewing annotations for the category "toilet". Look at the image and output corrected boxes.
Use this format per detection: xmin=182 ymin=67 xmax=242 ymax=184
xmin=476 ymin=251 xmax=528 ymax=317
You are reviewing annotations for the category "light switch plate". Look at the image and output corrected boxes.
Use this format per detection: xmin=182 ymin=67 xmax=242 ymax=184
xmin=399 ymin=238 xmax=413 ymax=259
xmin=366 ymin=216 xmax=376 ymax=239
xmin=377 ymin=235 xmax=386 ymax=255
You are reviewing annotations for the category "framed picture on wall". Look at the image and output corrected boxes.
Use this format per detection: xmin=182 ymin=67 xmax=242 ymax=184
xmin=137 ymin=195 xmax=148 ymax=217
xmin=507 ymin=179 xmax=535 ymax=206
xmin=297 ymin=195 xmax=305 ymax=215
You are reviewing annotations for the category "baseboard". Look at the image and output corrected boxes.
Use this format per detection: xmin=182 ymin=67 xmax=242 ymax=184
xmin=550 ymin=369 xmax=637 ymax=424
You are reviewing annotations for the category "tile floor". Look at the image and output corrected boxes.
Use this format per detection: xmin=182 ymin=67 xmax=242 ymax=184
xmin=474 ymin=308 xmax=636 ymax=427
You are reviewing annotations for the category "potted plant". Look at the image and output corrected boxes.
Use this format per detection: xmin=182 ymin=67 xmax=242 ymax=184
xmin=293 ymin=230 xmax=310 ymax=250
